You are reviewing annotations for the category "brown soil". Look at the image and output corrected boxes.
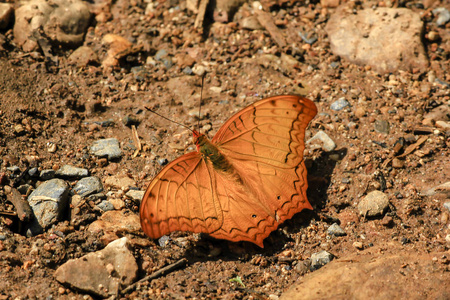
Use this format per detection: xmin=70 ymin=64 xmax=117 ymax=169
xmin=1 ymin=0 xmax=449 ymax=299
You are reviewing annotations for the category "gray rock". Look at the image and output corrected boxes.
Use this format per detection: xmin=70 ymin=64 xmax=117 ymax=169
xmin=325 ymin=7 xmax=428 ymax=74
xmin=358 ymin=190 xmax=390 ymax=217
xmin=374 ymin=120 xmax=390 ymax=134
xmin=433 ymin=8 xmax=450 ymax=26
xmin=55 ymin=165 xmax=88 ymax=179
xmin=90 ymin=138 xmax=122 ymax=160
xmin=40 ymin=169 xmax=55 ymax=180
xmin=327 ymin=223 xmax=346 ymax=236
xmin=126 ymin=189 xmax=145 ymax=202
xmin=73 ymin=176 xmax=103 ymax=197
xmin=307 ymin=130 xmax=336 ymax=152
xmin=310 ymin=250 xmax=334 ymax=271
xmin=330 ymin=98 xmax=350 ymax=111
xmin=54 ymin=237 xmax=138 ymax=298
xmin=96 ymin=200 xmax=114 ymax=212
xmin=27 ymin=179 xmax=70 ymax=235
xmin=28 ymin=167 xmax=39 ymax=177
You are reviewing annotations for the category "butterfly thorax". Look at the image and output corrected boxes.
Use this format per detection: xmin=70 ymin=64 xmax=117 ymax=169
xmin=194 ymin=132 xmax=233 ymax=173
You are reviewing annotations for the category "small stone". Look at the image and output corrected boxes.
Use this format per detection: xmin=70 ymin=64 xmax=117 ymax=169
xmin=40 ymin=169 xmax=56 ymax=180
xmin=28 ymin=167 xmax=39 ymax=177
xmin=392 ymin=158 xmax=404 ymax=168
xmin=353 ymin=241 xmax=364 ymax=250
xmin=54 ymin=237 xmax=138 ymax=298
xmin=240 ymin=16 xmax=263 ymax=30
xmin=433 ymin=7 xmax=450 ymax=26
xmin=55 ymin=165 xmax=89 ymax=179
xmin=126 ymin=190 xmax=145 ymax=202
xmin=381 ymin=215 xmax=394 ymax=227
xmin=192 ymin=64 xmax=206 ymax=76
xmin=109 ymin=198 xmax=125 ymax=210
xmin=374 ymin=120 xmax=390 ymax=134
xmin=14 ymin=124 xmax=25 ymax=135
xmin=307 ymin=130 xmax=336 ymax=152
xmin=358 ymin=190 xmax=390 ymax=217
xmin=327 ymin=223 xmax=346 ymax=236
xmin=68 ymin=46 xmax=99 ymax=67
xmin=436 ymin=121 xmax=450 ymax=130
xmin=310 ymin=250 xmax=334 ymax=271
xmin=73 ymin=176 xmax=103 ymax=197
xmin=96 ymin=200 xmax=114 ymax=212
xmin=443 ymin=202 xmax=450 ymax=212
xmin=446 ymin=234 xmax=450 ymax=243
xmin=27 ymin=179 xmax=70 ymax=235
xmin=104 ymin=175 xmax=136 ymax=190
xmin=427 ymin=31 xmax=440 ymax=42
xmin=90 ymin=138 xmax=122 ymax=160
xmin=330 ymin=98 xmax=350 ymax=111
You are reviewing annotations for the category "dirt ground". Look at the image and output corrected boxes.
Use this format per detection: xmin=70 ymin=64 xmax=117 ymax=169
xmin=0 ymin=0 xmax=449 ymax=299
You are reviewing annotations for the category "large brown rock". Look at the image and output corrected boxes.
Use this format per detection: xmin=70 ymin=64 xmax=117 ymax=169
xmin=280 ymin=247 xmax=450 ymax=300
xmin=325 ymin=7 xmax=428 ymax=74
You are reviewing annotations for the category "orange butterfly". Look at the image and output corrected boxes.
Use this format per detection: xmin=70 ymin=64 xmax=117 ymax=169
xmin=140 ymin=95 xmax=317 ymax=247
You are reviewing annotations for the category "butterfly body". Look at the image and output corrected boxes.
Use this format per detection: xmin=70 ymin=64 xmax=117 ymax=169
xmin=140 ymin=95 xmax=317 ymax=247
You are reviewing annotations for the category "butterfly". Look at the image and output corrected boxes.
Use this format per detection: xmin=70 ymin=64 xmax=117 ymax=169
xmin=140 ymin=95 xmax=317 ymax=247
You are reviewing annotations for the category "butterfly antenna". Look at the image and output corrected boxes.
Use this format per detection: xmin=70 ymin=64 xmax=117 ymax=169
xmin=197 ymin=74 xmax=205 ymax=132
xmin=144 ymin=106 xmax=194 ymax=133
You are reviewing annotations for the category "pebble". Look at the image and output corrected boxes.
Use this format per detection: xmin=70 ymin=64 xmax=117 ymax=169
xmin=6 ymin=166 xmax=20 ymax=173
xmin=73 ymin=176 xmax=103 ymax=197
xmin=443 ymin=202 xmax=450 ymax=212
xmin=306 ymin=130 xmax=336 ymax=152
xmin=436 ymin=121 xmax=450 ymax=130
xmin=330 ymin=98 xmax=350 ymax=111
xmin=90 ymin=138 xmax=122 ymax=160
xmin=357 ymin=190 xmax=390 ymax=217
xmin=433 ymin=7 xmax=450 ymax=26
xmin=126 ymin=189 xmax=145 ymax=202
xmin=54 ymin=237 xmax=138 ymax=298
xmin=38 ymin=169 xmax=55 ymax=180
xmin=27 ymin=179 xmax=70 ymax=236
xmin=327 ymin=223 xmax=346 ymax=236
xmin=28 ymin=167 xmax=39 ymax=177
xmin=352 ymin=241 xmax=364 ymax=250
xmin=391 ymin=158 xmax=404 ymax=168
xmin=104 ymin=175 xmax=136 ymax=190
xmin=374 ymin=120 xmax=390 ymax=134
xmin=88 ymin=211 xmax=141 ymax=243
xmin=310 ymin=250 xmax=334 ymax=271
xmin=192 ymin=64 xmax=206 ymax=76
xmin=14 ymin=124 xmax=25 ymax=135
xmin=96 ymin=200 xmax=114 ymax=212
xmin=158 ymin=235 xmax=171 ymax=247
xmin=55 ymin=165 xmax=89 ymax=179
xmin=67 ymin=46 xmax=99 ymax=67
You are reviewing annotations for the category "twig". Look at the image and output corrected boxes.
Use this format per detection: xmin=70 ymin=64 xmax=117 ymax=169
xmin=5 ymin=186 xmax=33 ymax=222
xmin=253 ymin=2 xmax=286 ymax=48
xmin=194 ymin=0 xmax=209 ymax=29
xmin=121 ymin=258 xmax=188 ymax=294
